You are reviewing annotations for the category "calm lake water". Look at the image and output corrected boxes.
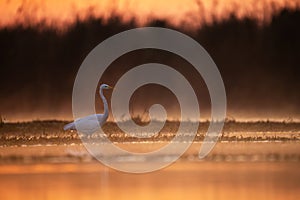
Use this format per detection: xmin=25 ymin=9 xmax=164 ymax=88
xmin=0 ymin=141 xmax=299 ymax=200
xmin=0 ymin=162 xmax=299 ymax=200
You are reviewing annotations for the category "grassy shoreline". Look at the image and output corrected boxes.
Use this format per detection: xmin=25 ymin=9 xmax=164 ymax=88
xmin=0 ymin=120 xmax=300 ymax=146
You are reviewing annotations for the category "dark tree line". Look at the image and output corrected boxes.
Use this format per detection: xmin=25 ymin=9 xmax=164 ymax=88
xmin=0 ymin=9 xmax=299 ymax=118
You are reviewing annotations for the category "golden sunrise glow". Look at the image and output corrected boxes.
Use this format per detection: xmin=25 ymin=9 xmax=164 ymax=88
xmin=0 ymin=0 xmax=299 ymax=29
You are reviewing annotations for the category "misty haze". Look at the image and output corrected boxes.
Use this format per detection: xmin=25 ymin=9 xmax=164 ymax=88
xmin=0 ymin=1 xmax=300 ymax=200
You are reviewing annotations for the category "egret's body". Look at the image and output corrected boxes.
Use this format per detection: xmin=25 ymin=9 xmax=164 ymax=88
xmin=64 ymin=84 xmax=112 ymax=134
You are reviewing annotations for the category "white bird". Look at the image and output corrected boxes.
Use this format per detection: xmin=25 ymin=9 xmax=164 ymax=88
xmin=63 ymin=84 xmax=113 ymax=134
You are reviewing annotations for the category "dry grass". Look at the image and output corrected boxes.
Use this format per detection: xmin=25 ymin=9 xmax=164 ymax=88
xmin=0 ymin=120 xmax=299 ymax=146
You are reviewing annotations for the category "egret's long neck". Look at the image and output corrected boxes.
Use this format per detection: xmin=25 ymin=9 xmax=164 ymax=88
xmin=100 ymin=88 xmax=109 ymax=119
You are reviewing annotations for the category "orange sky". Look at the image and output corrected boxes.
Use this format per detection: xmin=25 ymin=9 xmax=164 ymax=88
xmin=1 ymin=0 xmax=300 ymax=122
xmin=0 ymin=0 xmax=299 ymax=29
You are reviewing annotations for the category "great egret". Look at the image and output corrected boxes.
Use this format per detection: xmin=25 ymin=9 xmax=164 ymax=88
xmin=63 ymin=84 xmax=113 ymax=133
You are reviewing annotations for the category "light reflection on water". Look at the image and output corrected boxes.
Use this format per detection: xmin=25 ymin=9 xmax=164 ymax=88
xmin=0 ymin=162 xmax=299 ymax=200
xmin=0 ymin=141 xmax=300 ymax=200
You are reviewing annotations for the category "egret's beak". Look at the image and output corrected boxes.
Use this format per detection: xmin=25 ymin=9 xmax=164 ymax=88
xmin=108 ymin=86 xmax=113 ymax=89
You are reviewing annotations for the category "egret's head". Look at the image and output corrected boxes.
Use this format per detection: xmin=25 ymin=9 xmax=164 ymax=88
xmin=100 ymin=84 xmax=113 ymax=90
